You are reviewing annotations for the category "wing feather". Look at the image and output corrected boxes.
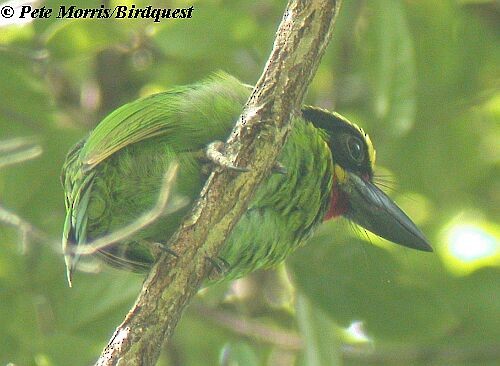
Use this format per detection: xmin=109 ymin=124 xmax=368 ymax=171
xmin=80 ymin=92 xmax=184 ymax=170
xmin=79 ymin=72 xmax=251 ymax=171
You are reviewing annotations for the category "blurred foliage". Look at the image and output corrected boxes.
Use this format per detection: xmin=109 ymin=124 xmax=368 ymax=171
xmin=0 ymin=0 xmax=498 ymax=365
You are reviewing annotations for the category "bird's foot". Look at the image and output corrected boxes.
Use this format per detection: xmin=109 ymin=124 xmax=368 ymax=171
xmin=272 ymin=161 xmax=287 ymax=175
xmin=205 ymin=141 xmax=286 ymax=175
xmin=206 ymin=141 xmax=249 ymax=172
xmin=206 ymin=256 xmax=231 ymax=281
xmin=150 ymin=241 xmax=179 ymax=258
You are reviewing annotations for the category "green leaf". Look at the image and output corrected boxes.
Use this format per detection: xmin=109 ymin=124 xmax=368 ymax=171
xmin=364 ymin=0 xmax=417 ymax=135
xmin=296 ymin=293 xmax=342 ymax=366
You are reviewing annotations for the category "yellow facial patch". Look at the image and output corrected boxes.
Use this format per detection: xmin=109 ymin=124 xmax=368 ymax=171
xmin=334 ymin=165 xmax=348 ymax=184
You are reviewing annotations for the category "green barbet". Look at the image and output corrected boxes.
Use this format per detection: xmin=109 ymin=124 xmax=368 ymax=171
xmin=61 ymin=74 xmax=431 ymax=285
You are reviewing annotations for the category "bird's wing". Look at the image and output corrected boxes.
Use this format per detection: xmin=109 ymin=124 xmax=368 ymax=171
xmin=80 ymin=91 xmax=186 ymax=171
xmin=79 ymin=73 xmax=250 ymax=171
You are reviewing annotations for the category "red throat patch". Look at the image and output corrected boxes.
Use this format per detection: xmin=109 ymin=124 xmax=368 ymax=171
xmin=324 ymin=183 xmax=349 ymax=221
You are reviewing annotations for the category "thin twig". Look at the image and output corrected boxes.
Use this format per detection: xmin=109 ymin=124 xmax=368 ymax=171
xmin=0 ymin=142 xmax=185 ymax=270
xmin=0 ymin=137 xmax=44 ymax=252
xmin=193 ymin=304 xmax=303 ymax=350
xmin=73 ymin=163 xmax=184 ymax=256
xmin=0 ymin=205 xmax=48 ymax=253
xmin=0 ymin=137 xmax=42 ymax=169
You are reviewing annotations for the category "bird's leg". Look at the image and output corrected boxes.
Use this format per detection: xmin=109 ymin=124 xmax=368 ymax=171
xmin=272 ymin=161 xmax=287 ymax=175
xmin=205 ymin=141 xmax=249 ymax=172
xmin=202 ymin=141 xmax=286 ymax=175
xmin=147 ymin=241 xmax=179 ymax=258
xmin=206 ymin=256 xmax=231 ymax=281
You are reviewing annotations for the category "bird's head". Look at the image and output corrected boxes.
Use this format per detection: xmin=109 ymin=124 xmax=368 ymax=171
xmin=303 ymin=107 xmax=432 ymax=252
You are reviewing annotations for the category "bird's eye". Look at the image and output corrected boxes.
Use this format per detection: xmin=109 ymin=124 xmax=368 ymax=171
xmin=346 ymin=136 xmax=364 ymax=164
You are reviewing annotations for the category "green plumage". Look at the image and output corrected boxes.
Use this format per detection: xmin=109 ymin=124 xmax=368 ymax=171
xmin=63 ymin=73 xmax=433 ymax=285
xmin=62 ymin=74 xmax=334 ymax=281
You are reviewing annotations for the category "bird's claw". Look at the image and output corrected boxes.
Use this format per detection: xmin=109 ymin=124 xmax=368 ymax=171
xmin=206 ymin=256 xmax=231 ymax=280
xmin=272 ymin=161 xmax=287 ymax=175
xmin=151 ymin=242 xmax=179 ymax=258
xmin=205 ymin=141 xmax=286 ymax=175
xmin=206 ymin=141 xmax=249 ymax=172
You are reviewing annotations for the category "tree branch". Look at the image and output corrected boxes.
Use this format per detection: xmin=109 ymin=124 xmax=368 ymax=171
xmin=0 ymin=137 xmax=42 ymax=170
xmin=0 ymin=137 xmax=45 ymax=254
xmin=95 ymin=1 xmax=342 ymax=364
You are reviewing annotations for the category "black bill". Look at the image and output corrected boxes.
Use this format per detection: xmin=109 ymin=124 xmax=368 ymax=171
xmin=346 ymin=173 xmax=433 ymax=252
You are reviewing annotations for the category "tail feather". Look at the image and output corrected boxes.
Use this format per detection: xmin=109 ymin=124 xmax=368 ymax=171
xmin=62 ymin=213 xmax=77 ymax=287
xmin=61 ymin=153 xmax=95 ymax=286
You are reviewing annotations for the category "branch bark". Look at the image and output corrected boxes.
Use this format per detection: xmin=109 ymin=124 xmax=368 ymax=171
xmin=95 ymin=1 xmax=342 ymax=364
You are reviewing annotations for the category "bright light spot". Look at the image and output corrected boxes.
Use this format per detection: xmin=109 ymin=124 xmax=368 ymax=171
xmin=440 ymin=217 xmax=499 ymax=275
xmin=344 ymin=321 xmax=372 ymax=343
xmin=224 ymin=277 xmax=254 ymax=302
xmin=448 ymin=225 xmax=497 ymax=261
